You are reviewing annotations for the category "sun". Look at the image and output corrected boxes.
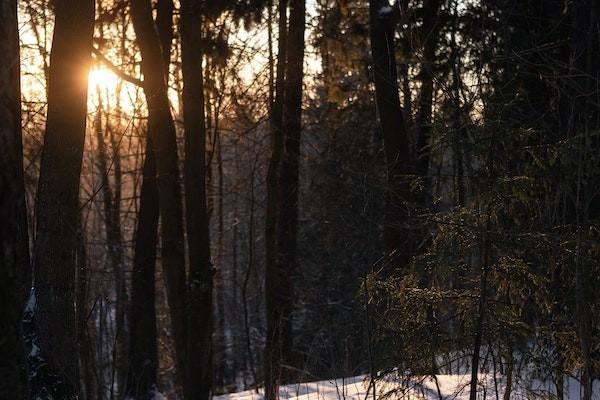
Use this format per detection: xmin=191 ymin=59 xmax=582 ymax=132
xmin=88 ymin=67 xmax=119 ymax=91
xmin=88 ymin=66 xmax=125 ymax=109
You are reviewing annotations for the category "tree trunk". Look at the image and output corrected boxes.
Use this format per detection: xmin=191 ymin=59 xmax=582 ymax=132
xmin=569 ymin=3 xmax=598 ymax=398
xmin=33 ymin=0 xmax=94 ymax=394
xmin=156 ymin=0 xmax=174 ymax=74
xmin=126 ymin=139 xmax=160 ymax=399
xmin=214 ymin=135 xmax=227 ymax=391
xmin=276 ymin=0 xmax=306 ymax=381
xmin=368 ymin=0 xmax=411 ymax=261
xmin=0 ymin=0 xmax=30 ymax=397
xmin=76 ymin=214 xmax=96 ymax=399
xmin=264 ymin=1 xmax=288 ymax=399
xmin=126 ymin=1 xmax=173 ymax=397
xmin=180 ymin=1 xmax=213 ymax=399
xmin=469 ymin=214 xmax=491 ymax=400
xmin=129 ymin=0 xmax=188 ymax=390
xmin=93 ymin=90 xmax=128 ymax=398
xmin=415 ymin=0 xmax=442 ymax=183
xmin=502 ymin=351 xmax=513 ymax=400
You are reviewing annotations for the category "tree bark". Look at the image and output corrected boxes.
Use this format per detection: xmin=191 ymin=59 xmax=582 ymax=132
xmin=34 ymin=0 xmax=94 ymax=394
xmin=276 ymin=0 xmax=306 ymax=381
xmin=129 ymin=0 xmax=188 ymax=390
xmin=264 ymin=1 xmax=288 ymax=399
xmin=415 ymin=0 xmax=442 ymax=183
xmin=0 ymin=0 xmax=30 ymax=397
xmin=125 ymin=0 xmax=173 ymax=396
xmin=180 ymin=1 xmax=213 ymax=399
xmin=156 ymin=0 xmax=174 ymax=74
xmin=469 ymin=214 xmax=491 ymax=400
xmin=75 ymin=214 xmax=96 ymax=399
xmin=214 ymin=134 xmax=227 ymax=391
xmin=93 ymin=90 xmax=128 ymax=398
xmin=368 ymin=0 xmax=411 ymax=261
xmin=126 ymin=139 xmax=160 ymax=399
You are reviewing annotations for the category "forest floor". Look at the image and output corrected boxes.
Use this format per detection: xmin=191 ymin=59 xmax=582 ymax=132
xmin=215 ymin=373 xmax=600 ymax=400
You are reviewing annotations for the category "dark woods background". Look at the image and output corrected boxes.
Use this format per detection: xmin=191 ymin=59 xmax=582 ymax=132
xmin=0 ymin=0 xmax=599 ymax=399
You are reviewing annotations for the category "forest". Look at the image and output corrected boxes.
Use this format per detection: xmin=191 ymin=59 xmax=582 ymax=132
xmin=0 ymin=0 xmax=599 ymax=399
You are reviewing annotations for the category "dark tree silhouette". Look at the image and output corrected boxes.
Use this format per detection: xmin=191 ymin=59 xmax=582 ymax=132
xmin=0 ymin=0 xmax=30 ymax=397
xmin=33 ymin=0 xmax=95 ymax=395
xmin=180 ymin=0 xmax=213 ymax=399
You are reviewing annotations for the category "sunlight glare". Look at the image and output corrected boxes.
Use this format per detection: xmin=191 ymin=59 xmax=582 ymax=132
xmin=89 ymin=67 xmax=119 ymax=92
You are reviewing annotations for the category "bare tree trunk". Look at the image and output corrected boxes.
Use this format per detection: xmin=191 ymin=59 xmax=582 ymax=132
xmin=129 ymin=0 xmax=188 ymax=391
xmin=76 ymin=213 xmax=96 ymax=399
xmin=214 ymin=135 xmax=227 ymax=391
xmin=368 ymin=0 xmax=411 ymax=260
xmin=276 ymin=0 xmax=306 ymax=382
xmin=264 ymin=1 xmax=288 ymax=399
xmin=415 ymin=0 xmax=441 ymax=183
xmin=0 ymin=1 xmax=30 ymax=397
xmin=34 ymin=0 xmax=94 ymax=395
xmin=243 ymin=158 xmax=259 ymax=389
xmin=180 ymin=1 xmax=213 ymax=399
xmin=93 ymin=89 xmax=128 ymax=399
xmin=449 ymin=10 xmax=465 ymax=207
xmin=502 ymin=351 xmax=513 ymax=400
xmin=126 ymin=138 xmax=160 ymax=399
xmin=569 ymin=3 xmax=598 ymax=398
xmin=156 ymin=0 xmax=174 ymax=74
xmin=469 ymin=213 xmax=491 ymax=400
xmin=125 ymin=1 xmax=172 ymax=396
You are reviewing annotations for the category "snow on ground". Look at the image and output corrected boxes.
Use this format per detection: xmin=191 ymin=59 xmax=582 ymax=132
xmin=216 ymin=373 xmax=600 ymax=400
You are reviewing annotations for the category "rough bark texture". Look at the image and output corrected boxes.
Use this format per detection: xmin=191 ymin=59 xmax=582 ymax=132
xmin=0 ymin=0 xmax=30 ymax=397
xmin=130 ymin=0 xmax=188 ymax=390
xmin=276 ymin=0 xmax=306 ymax=380
xmin=368 ymin=0 xmax=411 ymax=262
xmin=264 ymin=1 xmax=288 ymax=399
xmin=34 ymin=0 xmax=94 ymax=393
xmin=180 ymin=0 xmax=213 ymax=399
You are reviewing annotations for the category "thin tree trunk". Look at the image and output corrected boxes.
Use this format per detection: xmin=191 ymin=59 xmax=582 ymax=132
xmin=126 ymin=0 xmax=174 ymax=397
xmin=264 ymin=1 xmax=288 ymax=399
xmin=126 ymin=139 xmax=160 ymax=399
xmin=130 ymin=0 xmax=188 ymax=391
xmin=449 ymin=18 xmax=465 ymax=207
xmin=76 ymin=213 xmax=96 ymax=399
xmin=243 ymin=156 xmax=259 ymax=390
xmin=569 ymin=3 xmax=598 ymax=398
xmin=0 ymin=0 xmax=30 ymax=397
xmin=469 ymin=213 xmax=491 ymax=400
xmin=34 ymin=0 xmax=94 ymax=394
xmin=368 ymin=0 xmax=411 ymax=260
xmin=502 ymin=351 xmax=513 ymax=400
xmin=214 ymin=135 xmax=227 ymax=391
xmin=276 ymin=0 xmax=306 ymax=382
xmin=415 ymin=0 xmax=441 ymax=181
xmin=180 ymin=1 xmax=213 ymax=399
xmin=93 ymin=89 xmax=128 ymax=399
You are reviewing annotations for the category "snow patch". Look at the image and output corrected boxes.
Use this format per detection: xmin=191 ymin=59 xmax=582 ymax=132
xmin=30 ymin=343 xmax=40 ymax=358
xmin=378 ymin=5 xmax=394 ymax=18
xmin=215 ymin=373 xmax=600 ymax=400
xmin=25 ymin=287 xmax=36 ymax=314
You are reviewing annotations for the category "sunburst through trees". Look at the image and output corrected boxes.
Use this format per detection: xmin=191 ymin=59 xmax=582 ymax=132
xmin=1 ymin=0 xmax=599 ymax=399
